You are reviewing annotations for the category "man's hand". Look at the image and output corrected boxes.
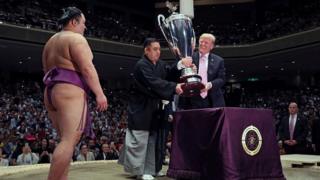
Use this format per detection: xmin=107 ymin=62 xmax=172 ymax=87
xmin=284 ymin=140 xmax=297 ymax=146
xmin=201 ymin=82 xmax=212 ymax=93
xmin=284 ymin=140 xmax=291 ymax=145
xmin=290 ymin=140 xmax=297 ymax=145
xmin=96 ymin=94 xmax=108 ymax=111
xmin=190 ymin=64 xmax=197 ymax=73
xmin=175 ymin=83 xmax=184 ymax=95
xmin=181 ymin=57 xmax=193 ymax=68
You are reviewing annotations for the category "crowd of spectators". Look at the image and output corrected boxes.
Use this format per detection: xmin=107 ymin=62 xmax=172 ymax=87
xmin=1 ymin=76 xmax=320 ymax=166
xmin=194 ymin=1 xmax=320 ymax=45
xmin=0 ymin=0 xmax=319 ymax=45
xmin=0 ymin=79 xmax=127 ymax=166
xmin=0 ymin=0 xmax=152 ymax=45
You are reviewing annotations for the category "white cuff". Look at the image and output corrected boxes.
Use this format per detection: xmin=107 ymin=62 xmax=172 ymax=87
xmin=177 ymin=60 xmax=186 ymax=70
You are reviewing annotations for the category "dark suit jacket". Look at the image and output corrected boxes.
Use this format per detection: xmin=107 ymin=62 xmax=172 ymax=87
xmin=278 ymin=114 xmax=308 ymax=145
xmin=178 ymin=52 xmax=226 ymax=108
xmin=127 ymin=55 xmax=177 ymax=131
xmin=96 ymin=152 xmax=119 ymax=160
xmin=312 ymin=117 xmax=320 ymax=145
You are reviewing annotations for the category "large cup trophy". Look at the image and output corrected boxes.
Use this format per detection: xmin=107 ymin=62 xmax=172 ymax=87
xmin=158 ymin=2 xmax=204 ymax=97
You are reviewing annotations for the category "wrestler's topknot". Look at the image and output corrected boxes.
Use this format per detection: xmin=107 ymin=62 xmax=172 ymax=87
xmin=58 ymin=6 xmax=82 ymax=28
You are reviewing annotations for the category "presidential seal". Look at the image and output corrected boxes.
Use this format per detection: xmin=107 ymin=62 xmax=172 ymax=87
xmin=241 ymin=125 xmax=262 ymax=156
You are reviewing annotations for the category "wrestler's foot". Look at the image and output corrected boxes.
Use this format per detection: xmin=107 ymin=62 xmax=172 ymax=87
xmin=136 ymin=174 xmax=154 ymax=180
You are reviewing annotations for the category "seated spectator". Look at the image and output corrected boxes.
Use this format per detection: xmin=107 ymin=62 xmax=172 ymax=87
xmin=16 ymin=143 xmax=39 ymax=165
xmin=96 ymin=143 xmax=119 ymax=160
xmin=0 ymin=147 xmax=9 ymax=166
xmin=36 ymin=138 xmax=51 ymax=164
xmin=88 ymin=138 xmax=100 ymax=158
xmin=47 ymin=138 xmax=56 ymax=154
xmin=109 ymin=141 xmax=119 ymax=157
xmin=76 ymin=144 xmax=95 ymax=161
xmin=9 ymin=138 xmax=25 ymax=166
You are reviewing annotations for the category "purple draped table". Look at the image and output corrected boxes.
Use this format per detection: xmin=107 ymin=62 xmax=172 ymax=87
xmin=167 ymin=107 xmax=285 ymax=180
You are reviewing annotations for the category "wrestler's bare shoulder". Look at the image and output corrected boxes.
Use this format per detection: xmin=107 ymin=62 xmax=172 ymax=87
xmin=48 ymin=31 xmax=87 ymax=44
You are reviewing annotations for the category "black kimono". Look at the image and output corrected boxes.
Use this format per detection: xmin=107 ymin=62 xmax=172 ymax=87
xmin=118 ymin=55 xmax=178 ymax=176
xmin=127 ymin=55 xmax=177 ymax=131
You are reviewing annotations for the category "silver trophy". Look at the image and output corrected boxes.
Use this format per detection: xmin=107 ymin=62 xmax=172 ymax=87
xmin=158 ymin=1 xmax=204 ymax=97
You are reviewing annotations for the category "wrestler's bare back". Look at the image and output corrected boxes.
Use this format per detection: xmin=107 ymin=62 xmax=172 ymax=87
xmin=42 ymin=31 xmax=92 ymax=130
xmin=42 ymin=31 xmax=92 ymax=73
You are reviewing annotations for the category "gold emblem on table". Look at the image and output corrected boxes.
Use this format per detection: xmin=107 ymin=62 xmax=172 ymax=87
xmin=241 ymin=125 xmax=262 ymax=156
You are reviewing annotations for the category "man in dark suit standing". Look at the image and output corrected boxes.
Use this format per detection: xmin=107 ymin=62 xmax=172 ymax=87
xmin=179 ymin=33 xmax=226 ymax=109
xmin=278 ymin=102 xmax=308 ymax=154
xmin=312 ymin=115 xmax=320 ymax=155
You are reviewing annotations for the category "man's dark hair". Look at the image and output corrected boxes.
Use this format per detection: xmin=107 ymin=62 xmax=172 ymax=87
xmin=143 ymin=38 xmax=159 ymax=48
xmin=58 ymin=7 xmax=82 ymax=27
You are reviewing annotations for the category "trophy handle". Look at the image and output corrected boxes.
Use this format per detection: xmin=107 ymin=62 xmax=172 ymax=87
xmin=157 ymin=14 xmax=171 ymax=44
xmin=191 ymin=29 xmax=196 ymax=51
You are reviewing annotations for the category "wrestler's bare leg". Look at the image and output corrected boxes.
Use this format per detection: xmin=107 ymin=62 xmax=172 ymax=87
xmin=45 ymin=84 xmax=87 ymax=180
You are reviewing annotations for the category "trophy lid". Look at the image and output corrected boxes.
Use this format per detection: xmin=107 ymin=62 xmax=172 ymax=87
xmin=166 ymin=13 xmax=191 ymax=22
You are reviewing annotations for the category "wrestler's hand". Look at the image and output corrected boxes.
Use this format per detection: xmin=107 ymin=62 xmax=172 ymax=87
xmin=175 ymin=83 xmax=184 ymax=95
xmin=96 ymin=94 xmax=108 ymax=111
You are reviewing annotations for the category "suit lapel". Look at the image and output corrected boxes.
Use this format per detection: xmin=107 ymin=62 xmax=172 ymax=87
xmin=207 ymin=53 xmax=214 ymax=78
xmin=294 ymin=116 xmax=300 ymax=132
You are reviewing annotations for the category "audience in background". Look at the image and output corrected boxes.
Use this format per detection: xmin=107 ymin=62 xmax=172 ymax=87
xmin=0 ymin=78 xmax=127 ymax=166
xmin=76 ymin=144 xmax=95 ymax=162
xmin=16 ymin=143 xmax=39 ymax=165
xmin=0 ymin=0 xmax=319 ymax=45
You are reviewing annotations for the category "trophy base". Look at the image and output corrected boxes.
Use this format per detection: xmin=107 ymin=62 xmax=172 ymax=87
xmin=181 ymin=81 xmax=205 ymax=97
xmin=180 ymin=73 xmax=202 ymax=82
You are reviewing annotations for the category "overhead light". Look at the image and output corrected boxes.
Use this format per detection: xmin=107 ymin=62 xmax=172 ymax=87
xmin=265 ymin=65 xmax=269 ymax=69
xmin=291 ymin=61 xmax=295 ymax=64
xmin=228 ymin=79 xmax=236 ymax=83
xmin=119 ymin=67 xmax=123 ymax=70
xmin=248 ymin=77 xmax=259 ymax=82
xmin=280 ymin=67 xmax=284 ymax=71
xmin=240 ymin=70 xmax=244 ymax=73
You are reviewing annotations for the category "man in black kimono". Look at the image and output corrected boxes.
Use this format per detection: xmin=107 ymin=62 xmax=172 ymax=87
xmin=118 ymin=38 xmax=184 ymax=180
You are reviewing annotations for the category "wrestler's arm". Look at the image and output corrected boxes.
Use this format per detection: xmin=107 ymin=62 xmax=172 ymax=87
xmin=70 ymin=34 xmax=107 ymax=111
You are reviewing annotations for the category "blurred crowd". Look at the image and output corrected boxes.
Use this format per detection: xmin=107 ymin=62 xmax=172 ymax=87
xmin=0 ymin=0 xmax=319 ymax=45
xmin=0 ymin=79 xmax=127 ymax=166
xmin=194 ymin=1 xmax=320 ymax=45
xmin=1 ymin=78 xmax=320 ymax=166
xmin=0 ymin=0 xmax=152 ymax=45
